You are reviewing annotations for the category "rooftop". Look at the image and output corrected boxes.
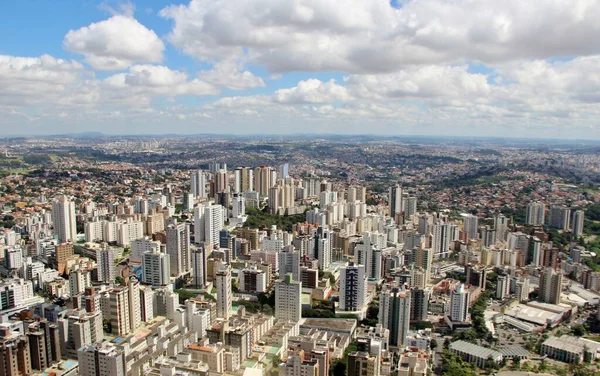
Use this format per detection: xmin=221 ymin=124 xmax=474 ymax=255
xmin=450 ymin=340 xmax=503 ymax=360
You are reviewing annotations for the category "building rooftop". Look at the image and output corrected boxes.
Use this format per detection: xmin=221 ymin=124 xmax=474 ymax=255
xmin=449 ymin=340 xmax=503 ymax=360
xmin=543 ymin=336 xmax=600 ymax=354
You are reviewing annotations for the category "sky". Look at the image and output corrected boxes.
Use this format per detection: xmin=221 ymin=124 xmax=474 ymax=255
xmin=2 ymin=0 xmax=600 ymax=138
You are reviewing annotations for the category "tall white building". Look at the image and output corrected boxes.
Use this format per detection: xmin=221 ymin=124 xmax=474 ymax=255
xmin=141 ymin=251 xmax=170 ymax=286
xmin=275 ymin=274 xmax=302 ymax=322
xmin=166 ymin=223 xmax=191 ymax=277
xmin=449 ymin=283 xmax=470 ymax=322
xmin=379 ymin=284 xmax=411 ymax=347
xmin=496 ymin=274 xmax=510 ymax=300
xmin=461 ymin=214 xmax=479 ymax=241
xmin=194 ymin=203 xmax=225 ymax=246
xmin=130 ymin=237 xmax=161 ymax=264
xmin=339 ymin=262 xmax=366 ymax=312
xmin=69 ymin=269 xmax=91 ymax=296
xmin=128 ymin=279 xmax=141 ymax=330
xmin=52 ymin=195 xmax=77 ymax=243
xmin=190 ymin=169 xmax=207 ymax=199
xmin=389 ymin=184 xmax=402 ymax=221
xmin=216 ymin=266 xmax=232 ymax=320
xmin=526 ymin=202 xmax=546 ymax=226
xmin=231 ymin=194 xmax=246 ymax=218
xmin=539 ymin=267 xmax=562 ymax=305
xmin=549 ymin=206 xmax=571 ymax=230
xmin=494 ymin=215 xmax=508 ymax=242
xmin=432 ymin=222 xmax=455 ymax=258
xmin=278 ymin=249 xmax=301 ymax=282
xmin=192 ymin=247 xmax=207 ymax=288
xmin=572 ymin=210 xmax=585 ymax=236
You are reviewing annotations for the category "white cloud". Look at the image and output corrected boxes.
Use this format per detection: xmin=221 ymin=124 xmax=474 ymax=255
xmin=273 ymin=79 xmax=349 ymax=104
xmin=63 ymin=15 xmax=165 ymax=70
xmin=197 ymin=60 xmax=265 ymax=90
xmin=160 ymin=0 xmax=600 ymax=74
xmin=0 ymin=54 xmax=218 ymax=112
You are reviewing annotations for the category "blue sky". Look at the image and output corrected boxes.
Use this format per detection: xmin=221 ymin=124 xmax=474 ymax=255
xmin=1 ymin=0 xmax=599 ymax=138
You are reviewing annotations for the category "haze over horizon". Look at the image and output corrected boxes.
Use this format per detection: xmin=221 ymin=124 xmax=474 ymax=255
xmin=2 ymin=0 xmax=600 ymax=139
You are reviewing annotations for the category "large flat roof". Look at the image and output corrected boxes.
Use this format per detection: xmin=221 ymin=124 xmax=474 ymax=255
xmin=299 ymin=318 xmax=356 ymax=334
xmin=504 ymin=304 xmax=561 ymax=326
xmin=450 ymin=340 xmax=502 ymax=359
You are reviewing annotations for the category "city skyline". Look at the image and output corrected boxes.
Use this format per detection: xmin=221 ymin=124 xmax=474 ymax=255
xmin=2 ymin=0 xmax=600 ymax=138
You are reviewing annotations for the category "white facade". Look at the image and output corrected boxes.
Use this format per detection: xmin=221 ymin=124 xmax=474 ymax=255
xmin=275 ymin=275 xmax=302 ymax=322
xmin=449 ymin=283 xmax=470 ymax=322
xmin=194 ymin=203 xmax=225 ymax=246
xmin=166 ymin=223 xmax=191 ymax=277
xmin=131 ymin=237 xmax=161 ymax=263
xmin=52 ymin=195 xmax=77 ymax=243
xmin=142 ymin=251 xmax=170 ymax=286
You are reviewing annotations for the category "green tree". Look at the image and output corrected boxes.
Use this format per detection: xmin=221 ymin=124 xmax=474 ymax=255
xmin=430 ymin=339 xmax=438 ymax=350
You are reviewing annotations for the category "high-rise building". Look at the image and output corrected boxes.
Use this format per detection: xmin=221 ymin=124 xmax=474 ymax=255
xmin=106 ymin=287 xmax=130 ymax=336
xmin=516 ymin=278 xmax=530 ymax=303
xmin=410 ymin=288 xmax=429 ymax=322
xmin=432 ymin=222 xmax=455 ymax=258
xmin=525 ymin=202 xmax=546 ymax=226
xmin=69 ymin=269 xmax=91 ymax=296
xmin=572 ymin=210 xmax=585 ymax=237
xmin=538 ymin=267 xmax=562 ymax=305
xmin=96 ymin=247 xmax=115 ymax=283
xmin=141 ymin=250 xmax=170 ymax=286
xmin=194 ymin=203 xmax=225 ymax=246
xmin=78 ymin=343 xmax=125 ymax=376
xmin=214 ymin=170 xmax=229 ymax=196
xmin=275 ymin=274 xmax=302 ymax=323
xmin=402 ymin=195 xmax=418 ymax=218
xmin=130 ymin=237 xmax=160 ymax=264
xmin=388 ymin=184 xmax=402 ymax=221
xmin=52 ymin=195 xmax=77 ymax=243
xmin=278 ymin=163 xmax=290 ymax=178
xmin=496 ymin=274 xmax=510 ymax=300
xmin=190 ymin=170 xmax=207 ymax=199
xmin=239 ymin=266 xmax=267 ymax=293
xmin=461 ymin=214 xmax=479 ymax=241
xmin=234 ymin=167 xmax=254 ymax=193
xmin=449 ymin=283 xmax=470 ymax=323
xmin=278 ymin=248 xmax=301 ymax=282
xmin=192 ymin=247 xmax=207 ymax=288
xmin=231 ymin=194 xmax=246 ymax=218
xmin=549 ymin=206 xmax=571 ymax=230
xmin=379 ymin=284 xmax=411 ymax=347
xmin=0 ymin=324 xmax=31 ymax=376
xmin=216 ymin=266 xmax=232 ymax=320
xmin=128 ymin=279 xmax=141 ymax=331
xmin=339 ymin=262 xmax=366 ymax=312
xmin=494 ymin=215 xmax=508 ymax=242
xmin=254 ymin=166 xmax=272 ymax=197
xmin=166 ymin=222 xmax=191 ymax=277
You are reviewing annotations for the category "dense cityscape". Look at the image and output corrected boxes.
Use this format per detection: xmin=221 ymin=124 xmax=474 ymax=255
xmin=0 ymin=135 xmax=598 ymax=376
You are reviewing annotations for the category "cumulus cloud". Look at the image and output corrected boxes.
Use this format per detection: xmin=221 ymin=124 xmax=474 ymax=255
xmin=63 ymin=15 xmax=165 ymax=70
xmin=197 ymin=60 xmax=265 ymax=90
xmin=0 ymin=54 xmax=218 ymax=111
xmin=273 ymin=79 xmax=349 ymax=104
xmin=160 ymin=0 xmax=600 ymax=73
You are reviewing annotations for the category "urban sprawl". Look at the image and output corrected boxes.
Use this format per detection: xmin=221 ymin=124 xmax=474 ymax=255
xmin=0 ymin=135 xmax=599 ymax=376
